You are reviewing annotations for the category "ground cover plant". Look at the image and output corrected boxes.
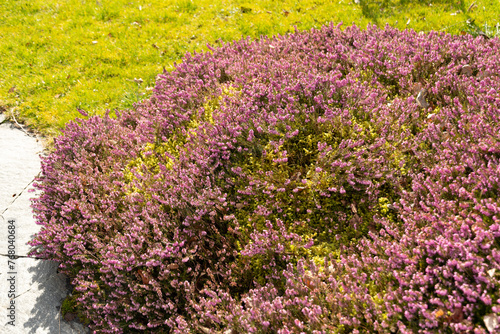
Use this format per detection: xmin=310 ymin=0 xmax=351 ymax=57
xmin=1 ymin=0 xmax=500 ymax=140
xmin=28 ymin=23 xmax=500 ymax=333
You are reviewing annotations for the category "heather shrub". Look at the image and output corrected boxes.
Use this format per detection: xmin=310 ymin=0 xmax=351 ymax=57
xmin=29 ymin=24 xmax=500 ymax=333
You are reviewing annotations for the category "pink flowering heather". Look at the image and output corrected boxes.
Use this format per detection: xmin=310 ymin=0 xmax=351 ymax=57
xmin=29 ymin=23 xmax=500 ymax=333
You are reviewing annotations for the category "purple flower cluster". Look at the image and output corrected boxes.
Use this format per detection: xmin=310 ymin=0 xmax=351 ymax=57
xmin=29 ymin=23 xmax=500 ymax=333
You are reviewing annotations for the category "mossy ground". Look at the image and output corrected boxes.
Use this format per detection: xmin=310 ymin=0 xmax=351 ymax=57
xmin=1 ymin=0 xmax=499 ymax=143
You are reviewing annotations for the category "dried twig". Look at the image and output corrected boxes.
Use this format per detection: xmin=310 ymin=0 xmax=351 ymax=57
xmin=467 ymin=1 xmax=477 ymax=12
xmin=9 ymin=108 xmax=34 ymax=137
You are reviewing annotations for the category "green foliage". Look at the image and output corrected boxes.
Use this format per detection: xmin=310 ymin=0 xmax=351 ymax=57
xmin=60 ymin=294 xmax=76 ymax=316
xmin=61 ymin=294 xmax=91 ymax=326
xmin=122 ymin=85 xmax=231 ymax=191
xmin=0 ymin=0 xmax=499 ymax=141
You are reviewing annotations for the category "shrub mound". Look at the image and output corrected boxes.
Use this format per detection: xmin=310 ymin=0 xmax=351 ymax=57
xmin=29 ymin=24 xmax=500 ymax=333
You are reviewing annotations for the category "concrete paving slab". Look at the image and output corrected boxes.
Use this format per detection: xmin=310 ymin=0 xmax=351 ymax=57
xmin=0 ymin=114 xmax=43 ymax=215
xmin=0 ymin=113 xmax=91 ymax=333
xmin=0 ymin=187 xmax=41 ymax=257
xmin=0 ymin=257 xmax=89 ymax=334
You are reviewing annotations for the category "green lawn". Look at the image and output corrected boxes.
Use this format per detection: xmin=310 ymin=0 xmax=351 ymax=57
xmin=1 ymin=0 xmax=498 ymax=143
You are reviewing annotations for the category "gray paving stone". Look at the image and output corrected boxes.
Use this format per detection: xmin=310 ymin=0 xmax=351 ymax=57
xmin=0 ymin=257 xmax=89 ymax=334
xmin=0 ymin=187 xmax=42 ymax=257
xmin=0 ymin=115 xmax=43 ymax=215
